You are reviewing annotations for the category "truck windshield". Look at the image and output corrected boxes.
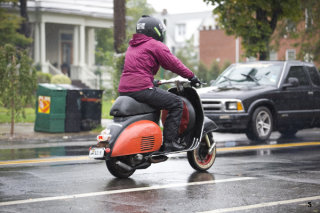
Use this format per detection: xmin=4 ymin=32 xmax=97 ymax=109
xmin=214 ymin=62 xmax=283 ymax=87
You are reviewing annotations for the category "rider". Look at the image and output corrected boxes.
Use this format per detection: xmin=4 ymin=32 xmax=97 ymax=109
xmin=118 ymin=15 xmax=200 ymax=151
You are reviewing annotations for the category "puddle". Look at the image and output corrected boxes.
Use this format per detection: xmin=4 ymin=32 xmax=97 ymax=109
xmin=0 ymin=146 xmax=90 ymax=161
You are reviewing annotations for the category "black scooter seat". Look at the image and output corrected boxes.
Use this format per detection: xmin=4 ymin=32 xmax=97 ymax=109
xmin=110 ymin=96 xmax=157 ymax=117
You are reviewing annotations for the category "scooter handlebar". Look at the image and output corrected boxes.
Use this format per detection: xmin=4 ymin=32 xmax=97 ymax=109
xmin=155 ymin=77 xmax=206 ymax=88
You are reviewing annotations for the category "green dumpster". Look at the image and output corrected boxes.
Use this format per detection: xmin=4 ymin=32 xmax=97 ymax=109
xmin=34 ymin=84 xmax=67 ymax=133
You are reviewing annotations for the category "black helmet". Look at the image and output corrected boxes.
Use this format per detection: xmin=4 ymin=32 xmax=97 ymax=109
xmin=136 ymin=15 xmax=166 ymax=42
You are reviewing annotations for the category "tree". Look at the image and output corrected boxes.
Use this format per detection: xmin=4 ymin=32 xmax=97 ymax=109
xmin=0 ymin=0 xmax=31 ymax=47
xmin=0 ymin=44 xmax=36 ymax=136
xmin=126 ymin=0 xmax=155 ymax=36
xmin=0 ymin=1 xmax=35 ymax=136
xmin=204 ymin=0 xmax=301 ymax=60
xmin=294 ymin=0 xmax=320 ymax=63
xmin=113 ymin=0 xmax=126 ymax=54
xmin=18 ymin=0 xmax=30 ymax=38
xmin=95 ymin=28 xmax=114 ymax=66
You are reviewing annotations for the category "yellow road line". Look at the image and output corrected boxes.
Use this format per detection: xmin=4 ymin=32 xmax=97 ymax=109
xmin=0 ymin=156 xmax=89 ymax=166
xmin=217 ymin=141 xmax=320 ymax=152
xmin=0 ymin=142 xmax=320 ymax=166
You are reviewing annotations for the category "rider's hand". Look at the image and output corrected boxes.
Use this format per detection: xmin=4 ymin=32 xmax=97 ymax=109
xmin=189 ymin=76 xmax=201 ymax=87
xmin=153 ymin=79 xmax=160 ymax=87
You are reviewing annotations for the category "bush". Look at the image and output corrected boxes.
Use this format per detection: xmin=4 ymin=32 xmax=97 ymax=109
xmin=37 ymin=72 xmax=52 ymax=83
xmin=51 ymin=74 xmax=71 ymax=84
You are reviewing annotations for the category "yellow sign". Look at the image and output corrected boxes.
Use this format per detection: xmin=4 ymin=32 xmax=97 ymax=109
xmin=38 ymin=96 xmax=51 ymax=114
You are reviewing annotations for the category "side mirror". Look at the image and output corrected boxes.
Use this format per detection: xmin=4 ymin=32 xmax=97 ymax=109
xmin=282 ymin=77 xmax=299 ymax=88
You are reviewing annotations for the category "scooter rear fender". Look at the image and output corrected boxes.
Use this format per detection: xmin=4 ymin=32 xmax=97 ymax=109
xmin=111 ymin=120 xmax=162 ymax=157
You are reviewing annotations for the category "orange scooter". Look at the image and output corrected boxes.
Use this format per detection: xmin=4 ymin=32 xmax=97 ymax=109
xmin=89 ymin=77 xmax=218 ymax=178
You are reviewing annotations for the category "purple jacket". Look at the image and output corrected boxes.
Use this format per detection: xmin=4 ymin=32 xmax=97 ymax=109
xmin=118 ymin=34 xmax=194 ymax=92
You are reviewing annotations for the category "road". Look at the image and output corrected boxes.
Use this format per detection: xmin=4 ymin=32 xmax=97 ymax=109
xmin=0 ymin=129 xmax=320 ymax=213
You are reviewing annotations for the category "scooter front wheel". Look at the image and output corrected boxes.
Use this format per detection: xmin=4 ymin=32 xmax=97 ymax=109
xmin=187 ymin=132 xmax=216 ymax=171
xmin=106 ymin=157 xmax=136 ymax=178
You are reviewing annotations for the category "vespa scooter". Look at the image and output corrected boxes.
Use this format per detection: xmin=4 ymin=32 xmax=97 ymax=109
xmin=89 ymin=77 xmax=218 ymax=178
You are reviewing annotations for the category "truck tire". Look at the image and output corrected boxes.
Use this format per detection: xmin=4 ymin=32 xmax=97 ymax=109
xmin=246 ymin=106 xmax=273 ymax=142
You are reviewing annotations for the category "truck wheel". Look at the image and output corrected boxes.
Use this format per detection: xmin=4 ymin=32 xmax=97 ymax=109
xmin=246 ymin=106 xmax=273 ymax=142
xmin=187 ymin=132 xmax=216 ymax=171
xmin=106 ymin=157 xmax=136 ymax=178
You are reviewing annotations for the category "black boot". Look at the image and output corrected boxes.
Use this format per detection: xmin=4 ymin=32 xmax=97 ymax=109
xmin=163 ymin=141 xmax=185 ymax=152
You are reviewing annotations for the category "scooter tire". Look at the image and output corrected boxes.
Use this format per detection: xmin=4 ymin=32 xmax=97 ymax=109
xmin=106 ymin=158 xmax=136 ymax=178
xmin=187 ymin=132 xmax=216 ymax=171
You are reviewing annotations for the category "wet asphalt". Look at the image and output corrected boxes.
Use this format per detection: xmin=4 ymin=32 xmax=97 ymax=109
xmin=0 ymin=129 xmax=319 ymax=213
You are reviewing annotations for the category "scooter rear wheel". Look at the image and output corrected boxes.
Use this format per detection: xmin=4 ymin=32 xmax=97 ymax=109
xmin=187 ymin=132 xmax=216 ymax=171
xmin=106 ymin=157 xmax=136 ymax=178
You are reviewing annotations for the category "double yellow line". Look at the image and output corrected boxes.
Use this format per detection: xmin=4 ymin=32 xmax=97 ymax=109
xmin=0 ymin=156 xmax=89 ymax=166
xmin=0 ymin=141 xmax=319 ymax=166
xmin=217 ymin=141 xmax=320 ymax=152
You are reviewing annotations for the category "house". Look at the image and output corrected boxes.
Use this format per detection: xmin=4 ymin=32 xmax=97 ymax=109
xmin=4 ymin=0 xmax=113 ymax=89
xmin=155 ymin=10 xmax=214 ymax=59
xmin=199 ymin=9 xmax=319 ymax=69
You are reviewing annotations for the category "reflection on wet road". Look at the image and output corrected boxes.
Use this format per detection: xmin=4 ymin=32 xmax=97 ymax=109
xmin=0 ymin=146 xmax=90 ymax=161
xmin=0 ymin=129 xmax=319 ymax=212
xmin=1 ymin=128 xmax=319 ymax=161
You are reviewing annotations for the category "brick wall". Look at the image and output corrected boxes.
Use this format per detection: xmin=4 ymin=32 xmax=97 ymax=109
xmin=199 ymin=29 xmax=244 ymax=68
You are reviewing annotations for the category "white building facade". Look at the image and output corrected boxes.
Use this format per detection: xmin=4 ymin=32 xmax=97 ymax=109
xmin=7 ymin=0 xmax=113 ymax=89
xmin=155 ymin=10 xmax=216 ymax=58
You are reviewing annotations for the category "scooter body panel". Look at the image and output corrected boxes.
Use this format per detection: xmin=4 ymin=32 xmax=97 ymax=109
xmin=111 ymin=120 xmax=162 ymax=157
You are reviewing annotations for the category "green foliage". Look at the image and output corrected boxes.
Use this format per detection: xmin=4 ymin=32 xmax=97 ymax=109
xmin=36 ymin=72 xmax=52 ymax=83
xmin=50 ymin=74 xmax=71 ymax=84
xmin=195 ymin=61 xmax=228 ymax=84
xmin=101 ymin=99 xmax=113 ymax=119
xmin=112 ymin=54 xmax=125 ymax=98
xmin=295 ymin=0 xmax=320 ymax=62
xmin=0 ymin=0 xmax=32 ymax=47
xmin=175 ymin=36 xmax=198 ymax=71
xmin=205 ymin=0 xmax=301 ymax=60
xmin=95 ymin=28 xmax=114 ymax=66
xmin=0 ymin=106 xmax=35 ymax=123
xmin=0 ymin=44 xmax=37 ymax=132
xmin=127 ymin=0 xmax=155 ymax=36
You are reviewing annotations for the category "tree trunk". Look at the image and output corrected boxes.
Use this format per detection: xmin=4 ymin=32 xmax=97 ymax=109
xmin=113 ymin=0 xmax=126 ymax=53
xmin=10 ymin=96 xmax=15 ymax=137
xmin=19 ymin=0 xmax=30 ymax=38
xmin=10 ymin=55 xmax=16 ymax=137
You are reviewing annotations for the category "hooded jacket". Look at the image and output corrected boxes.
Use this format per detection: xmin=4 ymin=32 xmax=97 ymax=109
xmin=118 ymin=34 xmax=194 ymax=92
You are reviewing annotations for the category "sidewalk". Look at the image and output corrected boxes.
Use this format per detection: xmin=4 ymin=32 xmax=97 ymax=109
xmin=0 ymin=120 xmax=111 ymax=149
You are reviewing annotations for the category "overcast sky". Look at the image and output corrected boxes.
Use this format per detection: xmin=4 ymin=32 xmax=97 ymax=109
xmin=146 ymin=0 xmax=214 ymax=14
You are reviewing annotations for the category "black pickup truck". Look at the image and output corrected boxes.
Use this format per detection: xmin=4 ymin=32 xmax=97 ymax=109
xmin=198 ymin=61 xmax=320 ymax=142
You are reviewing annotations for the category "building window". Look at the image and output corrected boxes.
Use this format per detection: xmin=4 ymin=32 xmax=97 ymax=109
xmin=286 ymin=49 xmax=296 ymax=60
xmin=176 ymin=24 xmax=186 ymax=36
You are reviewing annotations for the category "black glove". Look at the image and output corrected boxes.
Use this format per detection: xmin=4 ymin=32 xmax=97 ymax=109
xmin=189 ymin=76 xmax=201 ymax=87
xmin=153 ymin=79 xmax=160 ymax=87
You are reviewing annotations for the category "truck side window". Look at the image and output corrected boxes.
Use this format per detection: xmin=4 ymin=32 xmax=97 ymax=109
xmin=307 ymin=66 xmax=320 ymax=86
xmin=286 ymin=66 xmax=309 ymax=86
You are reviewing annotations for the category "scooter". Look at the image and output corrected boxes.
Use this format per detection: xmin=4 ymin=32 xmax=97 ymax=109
xmin=89 ymin=77 xmax=218 ymax=178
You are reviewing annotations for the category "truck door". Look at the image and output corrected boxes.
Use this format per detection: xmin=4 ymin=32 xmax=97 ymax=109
xmin=278 ymin=66 xmax=314 ymax=129
xmin=305 ymin=66 xmax=320 ymax=126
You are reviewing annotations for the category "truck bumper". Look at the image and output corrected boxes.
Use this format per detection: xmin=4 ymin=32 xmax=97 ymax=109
xmin=205 ymin=112 xmax=249 ymax=132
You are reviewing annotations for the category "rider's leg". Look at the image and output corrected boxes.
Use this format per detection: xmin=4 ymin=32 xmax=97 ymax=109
xmin=120 ymin=87 xmax=184 ymax=150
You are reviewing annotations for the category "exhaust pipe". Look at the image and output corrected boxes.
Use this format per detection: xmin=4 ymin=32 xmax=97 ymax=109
xmin=115 ymin=161 xmax=133 ymax=171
